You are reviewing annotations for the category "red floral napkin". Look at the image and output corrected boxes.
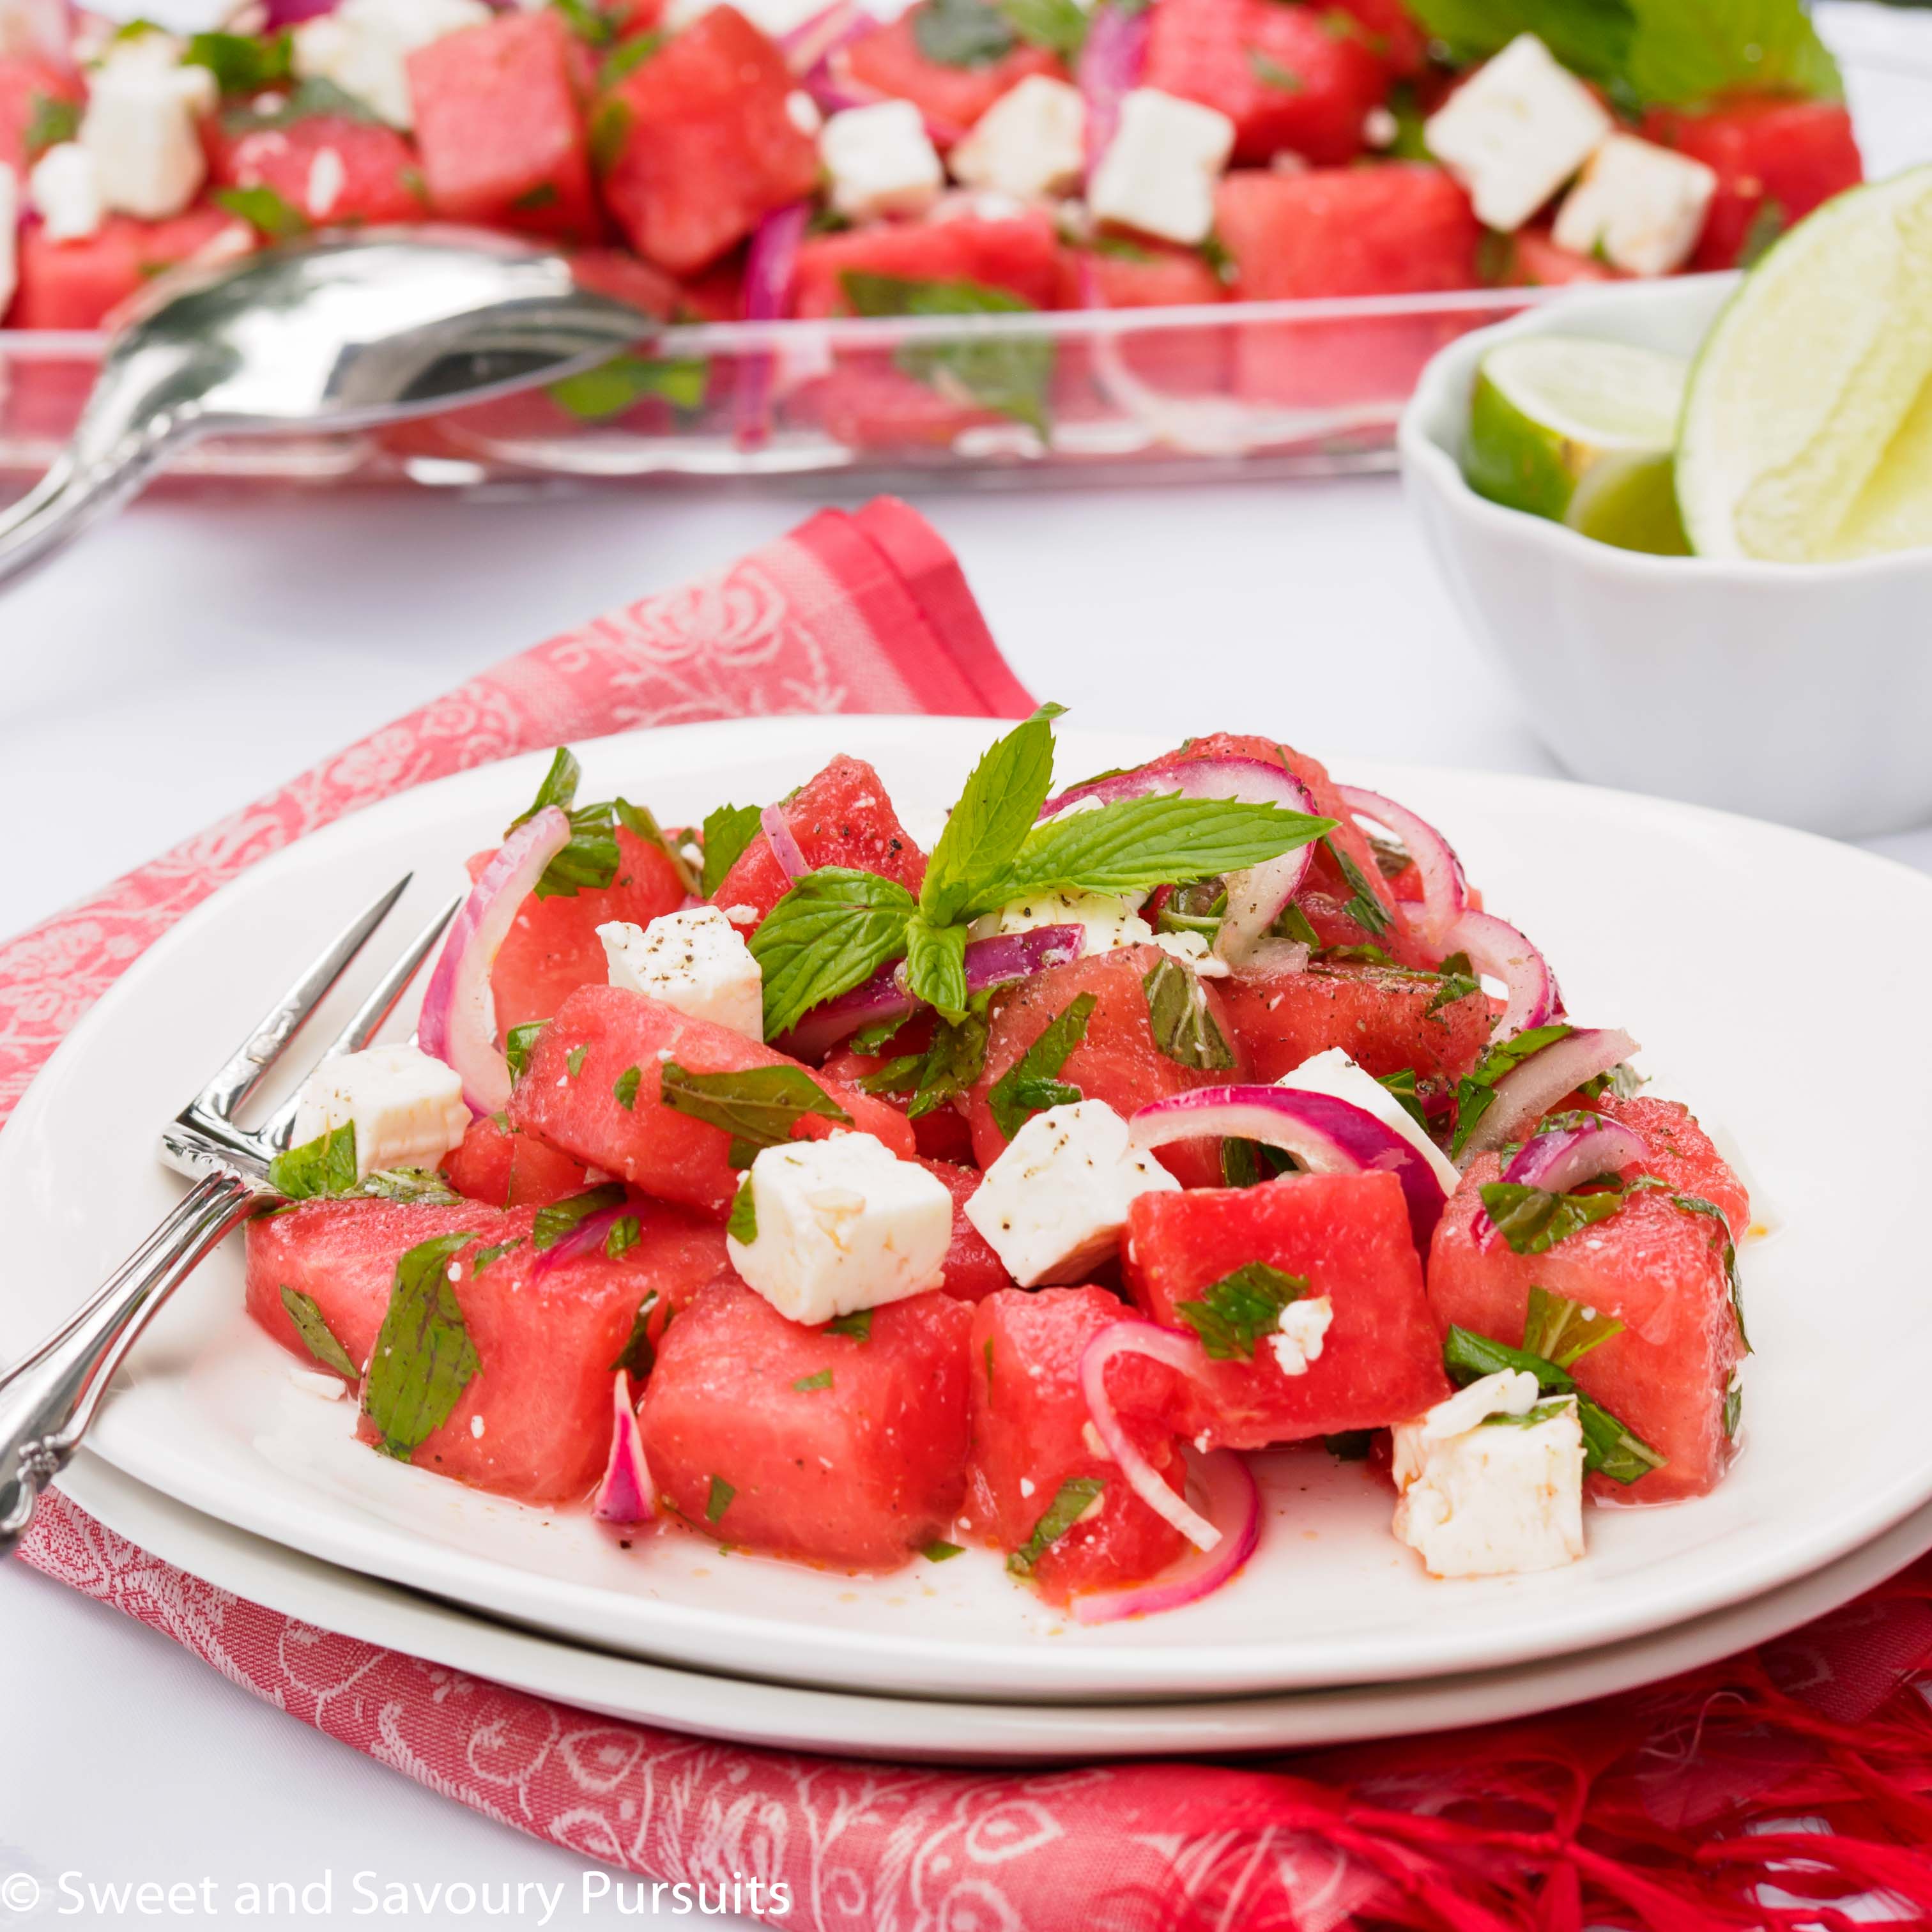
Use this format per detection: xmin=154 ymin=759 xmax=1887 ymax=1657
xmin=8 ymin=500 xmax=1932 ymax=1929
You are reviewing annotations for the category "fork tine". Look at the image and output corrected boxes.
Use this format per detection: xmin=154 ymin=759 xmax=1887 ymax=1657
xmin=192 ymin=872 xmax=413 ymax=1121
xmin=261 ymin=893 xmax=463 ymax=1151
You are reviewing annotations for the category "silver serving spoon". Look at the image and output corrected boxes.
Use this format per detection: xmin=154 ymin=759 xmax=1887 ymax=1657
xmin=0 ymin=226 xmax=656 ymax=589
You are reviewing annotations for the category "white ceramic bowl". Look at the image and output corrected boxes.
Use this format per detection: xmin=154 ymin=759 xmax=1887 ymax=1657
xmin=1399 ymin=273 xmax=1932 ymax=839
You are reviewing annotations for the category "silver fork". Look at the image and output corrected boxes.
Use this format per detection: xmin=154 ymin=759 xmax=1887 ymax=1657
xmin=0 ymin=876 xmax=461 ymax=1558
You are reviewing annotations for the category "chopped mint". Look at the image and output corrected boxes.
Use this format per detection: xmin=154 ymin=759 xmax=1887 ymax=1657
xmin=1273 ymin=903 xmax=1321 ymax=949
xmin=597 ymin=31 xmax=661 ymax=88
xmin=705 ymin=1475 xmax=736 ymax=1524
xmin=1143 ymin=956 xmax=1236 ymax=1071
xmin=1175 ymin=1261 xmax=1308 ymax=1361
xmin=588 ymin=96 xmax=632 ymax=171
xmin=565 ymin=1044 xmax=588 ymax=1078
xmin=279 ymin=1285 xmax=358 ymax=1379
xmin=792 ymin=1368 xmax=834 ymax=1393
xmin=923 ymin=1539 xmax=965 ymax=1561
xmin=470 ymin=1238 xmax=523 ymax=1276
xmin=1723 ymin=1376 xmax=1742 ymax=1439
xmin=505 ymin=1022 xmax=548 ymax=1083
xmin=913 ymin=0 xmax=1016 ymax=67
xmin=1481 ymin=1397 xmax=1578 ymax=1430
xmin=356 ymin=1169 xmax=461 ymax=1206
xmin=186 ymin=27 xmax=293 ymax=93
xmin=220 ymin=76 xmax=378 ymax=134
xmin=609 ymin=1290 xmax=662 ymax=1377
xmin=988 ymin=992 xmax=1095 ymax=1140
xmin=1478 ymin=1180 xmax=1625 ymax=1255
xmin=1321 ymin=836 xmax=1393 ymax=939
xmin=824 ymin=1308 xmax=873 ymax=1342
xmin=613 ymin=1065 xmax=641 ymax=1110
xmin=1007 ymin=1475 xmax=1105 ymax=1575
xmin=1521 ymin=1285 xmax=1625 ymax=1368
xmin=532 ymin=1182 xmax=628 ymax=1251
xmin=1451 ymin=1022 xmax=1575 ymax=1159
xmin=1377 ymin=1067 xmax=1432 ymax=1134
xmin=998 ymin=0 xmax=1087 ymax=57
xmin=727 ymin=1176 xmax=758 ymax=1245
xmin=551 ymin=0 xmax=618 ymax=43
xmin=213 ymin=185 xmax=309 ymax=240
xmin=362 ymin=1232 xmax=482 ymax=1460
xmin=604 ymin=1215 xmax=640 ymax=1261
xmin=22 ymin=93 xmax=80 ymax=159
xmin=1248 ymin=49 xmax=1303 ymax=89
xmin=700 ymin=802 xmax=763 ymax=897
xmin=658 ymin=1061 xmax=853 ymax=1154
xmin=268 ymin=1124 xmax=359 ymax=1201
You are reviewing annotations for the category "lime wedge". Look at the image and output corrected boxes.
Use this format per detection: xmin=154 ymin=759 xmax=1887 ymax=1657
xmin=1564 ymin=451 xmax=1691 ymax=555
xmin=1677 ymin=165 xmax=1932 ymax=562
xmin=1463 ymin=336 xmax=1689 ymax=524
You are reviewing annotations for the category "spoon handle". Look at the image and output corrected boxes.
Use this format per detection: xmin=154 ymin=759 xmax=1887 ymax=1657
xmin=0 ymin=431 xmax=180 ymax=592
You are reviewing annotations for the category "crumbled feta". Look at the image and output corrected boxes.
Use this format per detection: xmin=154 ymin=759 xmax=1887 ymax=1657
xmin=1422 ymin=33 xmax=1612 ymax=233
xmin=1087 ymin=88 xmax=1234 ymax=247
xmin=1275 ymin=1048 xmax=1462 ymax=1197
xmin=1552 ymin=132 xmax=1718 ymax=277
xmin=293 ymin=0 xmax=489 ymax=129
xmin=29 ymin=142 xmax=105 ymax=242
xmin=1363 ymin=105 xmax=1399 ymax=150
xmin=973 ymin=887 xmax=1228 ymax=977
xmin=0 ymin=169 xmax=16 ymax=322
xmin=949 ymin=75 xmax=1086 ymax=203
xmin=965 ymin=1100 xmax=1179 ymax=1289
xmin=727 ymin=1133 xmax=953 ymax=1325
xmin=80 ymin=33 xmax=218 ymax=220
xmin=599 ymin=907 xmax=763 ymax=1041
xmin=820 ymin=100 xmax=944 ymax=224
xmin=1269 ymin=1295 xmax=1332 ymax=1377
xmin=291 ymin=1044 xmax=471 ymax=1179
xmin=785 ymin=89 xmax=824 ymax=139
xmin=1391 ymin=1372 xmax=1584 ymax=1578
xmin=305 ymin=144 xmax=346 ymax=222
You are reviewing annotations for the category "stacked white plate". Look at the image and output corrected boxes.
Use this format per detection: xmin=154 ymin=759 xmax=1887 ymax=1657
xmin=10 ymin=718 xmax=1932 ymax=1763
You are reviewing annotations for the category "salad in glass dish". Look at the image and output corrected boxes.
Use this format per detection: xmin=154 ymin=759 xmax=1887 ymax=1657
xmin=243 ymin=710 xmax=1752 ymax=1619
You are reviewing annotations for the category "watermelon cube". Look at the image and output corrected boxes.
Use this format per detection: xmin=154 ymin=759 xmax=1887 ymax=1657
xmin=211 ymin=115 xmax=427 ymax=228
xmin=1503 ymin=224 xmax=1622 ymax=288
xmin=1643 ymin=100 xmax=1862 ymax=272
xmin=442 ymin=1111 xmax=591 ymax=1208
xmin=245 ymin=1195 xmax=730 ymax=1503
xmin=1124 ymin=1171 xmax=1450 ymax=1448
xmin=790 ymin=210 xmax=1066 ymax=319
xmin=842 ymin=9 xmax=1067 ymax=145
xmin=820 ymin=1018 xmax=979 ymax=1163
xmin=1593 ymin=1095 xmax=1749 ymax=1241
xmin=1074 ymin=240 xmax=1225 ymax=311
xmin=1143 ymin=0 xmax=1389 ymax=166
xmin=963 ymin=946 xmax=1249 ymax=1190
xmin=709 ymin=754 xmax=929 ymax=930
xmin=595 ymin=6 xmax=819 ymax=276
xmin=1321 ymin=0 xmax=1426 ymax=79
xmin=506 ymin=984 xmax=917 ymax=1218
xmin=639 ymin=1277 xmax=974 ymax=1568
xmin=917 ymin=1156 xmax=1015 ymax=1301
xmin=958 ymin=1285 xmax=1187 ymax=1604
xmin=407 ymin=10 xmax=599 ymax=243
xmin=11 ymin=208 xmax=252 ymax=331
xmin=0 ymin=54 xmax=82 ymax=177
xmin=1059 ymin=240 xmax=1230 ymax=399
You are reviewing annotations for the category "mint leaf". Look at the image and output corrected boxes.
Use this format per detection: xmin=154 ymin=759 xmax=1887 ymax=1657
xmin=921 ymin=705 xmax=1064 ymax=925
xmin=268 ymin=1124 xmax=358 ymax=1201
xmin=220 ymin=76 xmax=378 ymax=133
xmin=727 ymin=1176 xmax=758 ymax=1245
xmin=1625 ymin=0 xmax=1839 ymax=107
xmin=997 ymin=0 xmax=1087 ymax=57
xmin=552 ymin=0 xmax=618 ymax=43
xmin=362 ymin=1232 xmax=482 ymax=1460
xmin=1482 ymin=1397 xmax=1580 ymax=1431
xmin=1666 ymin=1190 xmax=1749 ymax=1351
xmin=1723 ymin=1376 xmax=1742 ymax=1439
xmin=471 ymin=1238 xmax=523 ymax=1275
xmin=905 ymin=916 xmax=969 ymax=1020
xmin=1451 ymin=1023 xmax=1575 ymax=1159
xmin=505 ymin=1022 xmax=548 ymax=1083
xmin=214 ymin=184 xmax=309 ymax=240
xmin=610 ymin=1289 xmax=662 ymax=1376
xmin=1399 ymin=0 xmax=1634 ymax=89
xmin=705 ymin=1475 xmax=735 ymax=1524
xmin=1321 ymin=836 xmax=1393 ymax=939
xmin=658 ymin=1061 xmax=852 ymax=1152
xmin=906 ymin=1006 xmax=992 ymax=1119
xmin=588 ymin=95 xmax=631 ymax=171
xmin=824 ymin=1308 xmax=873 ymax=1340
xmin=22 ymin=92 xmax=79 ymax=158
xmin=532 ymin=1182 xmax=628 ymax=1251
xmin=613 ymin=1066 xmax=641 ymax=1110
xmin=792 ymin=1368 xmax=833 ymax=1393
xmin=187 ymin=27 xmax=293 ymax=91
xmin=1142 ymin=956 xmax=1236 ymax=1071
xmin=511 ymin=746 xmax=580 ymax=827
xmin=1248 ymin=49 xmax=1303 ymax=89
xmin=604 ymin=1215 xmax=640 ymax=1260
xmin=279 ymin=1285 xmax=358 ymax=1379
xmin=1007 ymin=1475 xmax=1105 ymax=1575
xmin=988 ymin=992 xmax=1095 ymax=1140
xmin=1478 ymin=1181 xmax=1625 ymax=1255
xmin=549 ymin=354 xmax=707 ymax=421
xmin=597 ymin=29 xmax=662 ymax=86
xmin=1175 ymin=1261 xmax=1308 ymax=1360
xmin=912 ymin=0 xmax=1015 ymax=66
xmin=1427 ymin=952 xmax=1483 ymax=1015
xmin=502 ymin=749 xmax=631 ymax=901
xmin=700 ymin=802 xmax=763 ymax=898
xmin=857 ymin=1054 xmax=924 ymax=1097
xmin=1521 ymin=1285 xmax=1625 ymax=1368
xmin=615 ymin=797 xmax=699 ymax=896
xmin=1378 ymin=1068 xmax=1432 ymax=1133
xmin=923 ymin=1538 xmax=965 ymax=1561
xmin=357 ymin=1169 xmax=461 ymax=1206
xmin=565 ymin=1044 xmax=587 ymax=1077
xmin=747 ymin=868 xmax=917 ymax=1038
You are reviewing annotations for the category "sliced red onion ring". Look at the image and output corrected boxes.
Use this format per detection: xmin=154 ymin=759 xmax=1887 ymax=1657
xmin=1039 ymin=755 xmax=1324 ymax=966
xmin=1078 ymin=1321 xmax=1225 ymax=1551
xmin=1475 ymin=1119 xmax=1649 ymax=1248
xmin=760 ymin=802 xmax=810 ymax=885
xmin=1076 ymin=0 xmax=1149 ymax=176
xmin=418 ymin=805 xmax=573 ymax=1116
xmin=735 ymin=199 xmax=808 ymax=450
xmin=1460 ymin=1027 xmax=1641 ymax=1162
xmin=1448 ymin=908 xmax=1561 ymax=1041
xmin=531 ymin=1204 xmax=627 ymax=1282
xmin=779 ymin=0 xmax=871 ymax=73
xmin=1131 ymin=1084 xmax=1450 ymax=1247
xmin=264 ymin=0 xmax=340 ymax=22
xmin=777 ymin=924 xmax=1082 ymax=1061
xmin=1335 ymin=785 xmax=1469 ymax=954
xmin=594 ymin=1373 xmax=655 ymax=1526
xmin=1071 ymin=1448 xmax=1260 ymax=1625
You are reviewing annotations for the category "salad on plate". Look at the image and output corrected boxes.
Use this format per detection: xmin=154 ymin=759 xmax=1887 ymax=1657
xmin=243 ymin=711 xmax=1753 ymax=1623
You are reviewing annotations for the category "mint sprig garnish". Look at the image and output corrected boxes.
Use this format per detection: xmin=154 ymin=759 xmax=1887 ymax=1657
xmin=362 ymin=1232 xmax=482 ymax=1461
xmin=920 ymin=703 xmax=1064 ymax=924
xmin=700 ymin=802 xmax=763 ymax=898
xmin=747 ymin=869 xmax=919 ymax=1038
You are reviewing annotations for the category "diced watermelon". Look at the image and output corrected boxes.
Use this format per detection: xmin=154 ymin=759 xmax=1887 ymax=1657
xmin=442 ymin=1112 xmax=592 ymax=1208
xmin=958 ymin=1285 xmax=1186 ymax=1605
xmin=790 ymin=210 xmax=1065 ymax=319
xmin=677 ymin=251 xmax=746 ymax=322
xmin=709 ymin=754 xmax=928 ymax=930
xmin=567 ymin=246 xmax=685 ymax=319
xmin=210 ymin=115 xmax=427 ymax=227
xmin=1143 ymin=0 xmax=1388 ymax=166
xmin=1322 ymin=0 xmax=1426 ymax=79
xmin=1643 ymin=100 xmax=1862 ymax=273
xmin=639 ymin=1277 xmax=974 ymax=1568
xmin=1059 ymin=240 xmax=1230 ymax=399
xmin=0 ymin=54 xmax=81 ymax=177
xmin=10 ymin=208 xmax=252 ymax=331
xmin=841 ymin=8 xmax=1066 ymax=144
xmin=1125 ymin=1171 xmax=1450 ymax=1448
xmin=1503 ymin=225 xmax=1621 ymax=287
xmin=1219 ymin=960 xmax=1493 ymax=1088
xmin=506 ymin=985 xmax=917 ymax=1218
xmin=407 ymin=9 xmax=599 ymax=242
xmin=476 ymin=818 xmax=688 ymax=1043
xmin=917 ymin=1157 xmax=1015 ymax=1301
xmin=1074 ymin=240 xmax=1225 ymax=310
xmin=820 ymin=1018 xmax=979 ymax=1163
xmin=963 ymin=946 xmax=1248 ymax=1190
xmin=1592 ymin=1095 xmax=1750 ymax=1241
xmin=1427 ymin=1129 xmax=1749 ymax=1501
xmin=245 ymin=1195 xmax=729 ymax=1503
xmin=595 ymin=6 xmax=819 ymax=275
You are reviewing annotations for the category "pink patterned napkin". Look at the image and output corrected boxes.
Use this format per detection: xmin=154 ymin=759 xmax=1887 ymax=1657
xmin=9 ymin=500 xmax=1932 ymax=1929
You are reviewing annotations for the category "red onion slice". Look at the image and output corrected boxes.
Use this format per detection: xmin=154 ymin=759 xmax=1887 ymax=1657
xmin=1039 ymin=755 xmax=1324 ymax=966
xmin=1078 ymin=1321 xmax=1225 ymax=1551
xmin=1460 ymin=1027 xmax=1641 ymax=1161
xmin=1071 ymin=1448 xmax=1260 ymax=1625
xmin=531 ymin=1204 xmax=627 ymax=1282
xmin=779 ymin=0 xmax=870 ymax=70
xmin=759 ymin=801 xmax=811 ymax=885
xmin=1448 ymin=908 xmax=1561 ymax=1041
xmin=735 ymin=199 xmax=809 ymax=451
xmin=1131 ymin=1084 xmax=1451 ymax=1247
xmin=418 ymin=804 xmax=573 ymax=1116
xmin=1076 ymin=0 xmax=1149 ymax=177
xmin=594 ymin=1373 xmax=655 ymax=1526
xmin=264 ymin=0 xmax=340 ymax=24
xmin=1335 ymin=785 xmax=1469 ymax=953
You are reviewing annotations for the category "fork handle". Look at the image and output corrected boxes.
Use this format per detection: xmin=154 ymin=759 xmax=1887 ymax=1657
xmin=0 ymin=1172 xmax=258 ymax=1558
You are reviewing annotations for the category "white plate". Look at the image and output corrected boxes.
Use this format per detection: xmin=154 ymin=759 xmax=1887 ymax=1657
xmin=4 ymin=716 xmax=1929 ymax=1703
xmin=56 ymin=1448 xmax=1932 ymax=1763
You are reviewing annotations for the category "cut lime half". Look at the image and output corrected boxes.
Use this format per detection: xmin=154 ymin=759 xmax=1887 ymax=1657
xmin=1463 ymin=336 xmax=1689 ymax=526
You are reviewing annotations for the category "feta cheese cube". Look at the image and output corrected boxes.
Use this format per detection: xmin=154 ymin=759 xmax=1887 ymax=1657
xmin=0 ymin=169 xmax=16 ymax=324
xmin=974 ymin=887 xmax=1228 ymax=977
xmin=950 ymin=75 xmax=1086 ymax=203
xmin=293 ymin=0 xmax=490 ymax=129
xmin=1269 ymin=1294 xmax=1332 ymax=1376
xmin=1391 ymin=1371 xmax=1585 ymax=1578
xmin=1552 ymin=132 xmax=1718 ymax=277
xmin=820 ymin=100 xmax=944 ymax=224
xmin=785 ymin=89 xmax=824 ymax=140
xmin=598 ymin=908 xmax=763 ymax=1041
xmin=1087 ymin=88 xmax=1234 ymax=247
xmin=965 ymin=1100 xmax=1179 ymax=1289
xmin=1275 ymin=1047 xmax=1462 ymax=1198
xmin=1422 ymin=34 xmax=1612 ymax=233
xmin=80 ymin=34 xmax=218 ymax=221
xmin=727 ymin=1133 xmax=953 ymax=1325
xmin=29 ymin=142 xmax=105 ymax=242
xmin=291 ymin=1044 xmax=471 ymax=1179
